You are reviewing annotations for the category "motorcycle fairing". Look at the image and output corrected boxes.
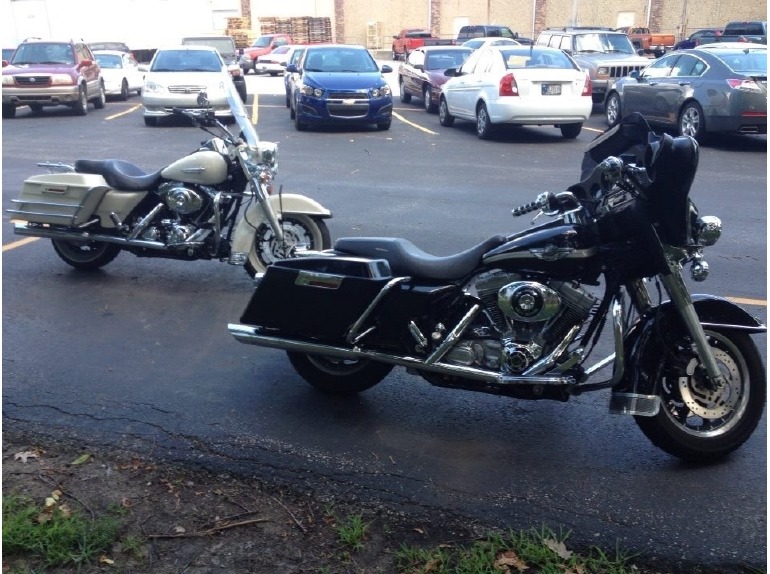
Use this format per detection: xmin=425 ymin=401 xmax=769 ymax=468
xmin=612 ymin=294 xmax=766 ymax=407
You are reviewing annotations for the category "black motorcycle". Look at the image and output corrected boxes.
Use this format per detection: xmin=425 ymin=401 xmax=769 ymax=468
xmin=228 ymin=114 xmax=766 ymax=462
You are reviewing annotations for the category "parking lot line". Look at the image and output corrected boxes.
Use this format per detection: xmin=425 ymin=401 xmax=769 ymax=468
xmin=393 ymin=111 xmax=438 ymax=135
xmin=2 ymin=237 xmax=39 ymax=252
xmin=106 ymin=104 xmax=142 ymax=121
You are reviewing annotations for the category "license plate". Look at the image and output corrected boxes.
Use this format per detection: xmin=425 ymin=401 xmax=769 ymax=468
xmin=541 ymin=83 xmax=561 ymax=96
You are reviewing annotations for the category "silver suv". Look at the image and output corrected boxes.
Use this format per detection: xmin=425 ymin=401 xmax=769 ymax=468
xmin=536 ymin=27 xmax=649 ymax=102
xmin=2 ymin=38 xmax=106 ymax=118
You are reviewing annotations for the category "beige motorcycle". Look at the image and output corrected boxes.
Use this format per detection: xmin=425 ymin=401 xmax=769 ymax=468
xmin=7 ymin=86 xmax=332 ymax=276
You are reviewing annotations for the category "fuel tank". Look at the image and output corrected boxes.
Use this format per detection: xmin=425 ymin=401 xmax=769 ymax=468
xmin=161 ymin=151 xmax=228 ymax=185
xmin=483 ymin=223 xmax=600 ymax=280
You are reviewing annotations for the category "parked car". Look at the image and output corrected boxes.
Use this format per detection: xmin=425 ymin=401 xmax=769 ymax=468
xmin=283 ymin=45 xmax=306 ymax=107
xmin=256 ymin=45 xmax=293 ymax=76
xmin=181 ymin=35 xmax=247 ymax=102
xmin=89 ymin=41 xmax=131 ymax=53
xmin=457 ymin=25 xmax=519 ymax=42
xmin=672 ymin=28 xmax=724 ymax=50
xmin=93 ymin=49 xmax=143 ymax=100
xmin=141 ymin=46 xmax=232 ymax=126
xmin=288 ymin=44 xmax=393 ymax=131
xmin=239 ymin=33 xmax=293 ymax=74
xmin=603 ymin=43 xmax=767 ymax=141
xmin=439 ymin=45 xmax=593 ymax=139
xmin=2 ymin=38 xmax=105 ymax=118
xmin=398 ymin=45 xmax=472 ymax=112
xmin=462 ymin=37 xmax=521 ymax=51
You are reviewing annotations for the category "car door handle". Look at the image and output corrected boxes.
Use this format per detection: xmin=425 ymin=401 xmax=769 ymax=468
xmin=678 ymin=81 xmax=690 ymax=86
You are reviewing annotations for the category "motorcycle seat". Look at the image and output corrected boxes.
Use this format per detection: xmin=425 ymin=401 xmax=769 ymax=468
xmin=333 ymin=235 xmax=507 ymax=281
xmin=74 ymin=159 xmax=164 ymax=191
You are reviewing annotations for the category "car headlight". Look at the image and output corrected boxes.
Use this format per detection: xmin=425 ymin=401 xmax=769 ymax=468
xmin=300 ymin=85 xmax=323 ymax=97
xmin=143 ymin=80 xmax=166 ymax=93
xmin=596 ymin=67 xmax=609 ymax=78
xmin=371 ymin=85 xmax=391 ymax=97
xmin=50 ymin=74 xmax=76 ymax=85
xmin=1 ymin=75 xmax=14 ymax=86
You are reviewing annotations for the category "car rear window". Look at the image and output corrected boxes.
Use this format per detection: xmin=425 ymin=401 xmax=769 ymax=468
xmin=500 ymin=47 xmax=575 ymax=69
xmin=95 ymin=53 xmax=123 ymax=68
xmin=715 ymin=48 xmax=767 ymax=74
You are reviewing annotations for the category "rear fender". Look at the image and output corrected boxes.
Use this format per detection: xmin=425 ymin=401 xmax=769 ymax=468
xmin=231 ymin=193 xmax=332 ymax=254
xmin=615 ymin=294 xmax=766 ymax=395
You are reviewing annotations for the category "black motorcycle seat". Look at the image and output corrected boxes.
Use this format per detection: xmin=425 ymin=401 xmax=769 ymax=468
xmin=333 ymin=235 xmax=507 ymax=281
xmin=74 ymin=159 xmax=164 ymax=191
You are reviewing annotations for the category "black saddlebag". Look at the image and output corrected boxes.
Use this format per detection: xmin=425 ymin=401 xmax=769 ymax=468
xmin=239 ymin=257 xmax=393 ymax=341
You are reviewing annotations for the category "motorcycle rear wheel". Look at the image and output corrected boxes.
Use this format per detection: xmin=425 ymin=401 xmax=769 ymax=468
xmin=287 ymin=352 xmax=394 ymax=394
xmin=634 ymin=328 xmax=766 ymax=462
xmin=52 ymin=239 xmax=120 ymax=270
xmin=245 ymin=214 xmax=331 ymax=277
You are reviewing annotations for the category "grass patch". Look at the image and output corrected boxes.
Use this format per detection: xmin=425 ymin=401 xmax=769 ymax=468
xmin=333 ymin=512 xmax=371 ymax=551
xmin=396 ymin=525 xmax=639 ymax=573
xmin=3 ymin=492 xmax=120 ymax=569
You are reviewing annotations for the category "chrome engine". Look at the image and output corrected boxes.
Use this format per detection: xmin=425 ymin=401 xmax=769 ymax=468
xmin=444 ymin=272 xmax=598 ymax=374
xmin=138 ymin=183 xmax=215 ymax=249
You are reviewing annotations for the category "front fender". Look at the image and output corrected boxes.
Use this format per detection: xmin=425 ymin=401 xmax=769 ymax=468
xmin=615 ymin=295 xmax=766 ymax=394
xmin=231 ymin=193 xmax=332 ymax=254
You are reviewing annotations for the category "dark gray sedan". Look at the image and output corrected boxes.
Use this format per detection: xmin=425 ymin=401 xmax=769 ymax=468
xmin=397 ymin=46 xmax=472 ymax=112
xmin=604 ymin=43 xmax=767 ymax=141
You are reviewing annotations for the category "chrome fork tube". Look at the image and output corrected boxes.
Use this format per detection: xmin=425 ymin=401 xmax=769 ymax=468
xmin=253 ymin=177 xmax=284 ymax=244
xmin=660 ymin=268 xmax=726 ymax=387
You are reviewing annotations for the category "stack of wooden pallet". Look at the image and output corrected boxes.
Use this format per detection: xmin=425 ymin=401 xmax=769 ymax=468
xmin=226 ymin=16 xmax=255 ymax=48
xmin=258 ymin=16 xmax=332 ymax=44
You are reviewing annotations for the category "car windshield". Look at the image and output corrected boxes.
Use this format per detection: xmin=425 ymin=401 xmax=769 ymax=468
xmin=95 ymin=53 xmax=123 ymax=68
xmin=151 ymin=50 xmax=222 ymax=72
xmin=500 ymin=47 xmax=576 ymax=69
xmin=303 ymin=48 xmax=378 ymax=73
xmin=253 ymin=36 xmax=274 ymax=48
xmin=11 ymin=43 xmax=74 ymax=65
xmin=574 ymin=33 xmax=635 ymax=54
xmin=424 ymin=50 xmax=471 ymax=70
xmin=714 ymin=48 xmax=767 ymax=74
xmin=186 ymin=39 xmax=234 ymax=54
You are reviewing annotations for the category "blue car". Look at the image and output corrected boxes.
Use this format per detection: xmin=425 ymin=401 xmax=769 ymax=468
xmin=288 ymin=44 xmax=393 ymax=131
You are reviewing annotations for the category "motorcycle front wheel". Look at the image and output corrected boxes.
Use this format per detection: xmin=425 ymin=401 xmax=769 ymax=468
xmin=635 ymin=328 xmax=766 ymax=462
xmin=52 ymin=239 xmax=121 ymax=270
xmin=245 ymin=214 xmax=331 ymax=276
xmin=287 ymin=352 xmax=394 ymax=394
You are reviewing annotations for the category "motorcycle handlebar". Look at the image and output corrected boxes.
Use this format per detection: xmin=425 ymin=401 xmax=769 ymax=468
xmin=512 ymin=201 xmax=540 ymax=217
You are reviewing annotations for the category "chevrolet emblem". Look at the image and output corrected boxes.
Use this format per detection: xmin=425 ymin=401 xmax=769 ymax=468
xmin=342 ymin=98 xmax=356 ymax=105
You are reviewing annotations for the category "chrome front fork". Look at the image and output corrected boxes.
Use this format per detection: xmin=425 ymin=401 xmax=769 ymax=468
xmin=660 ymin=265 xmax=726 ymax=389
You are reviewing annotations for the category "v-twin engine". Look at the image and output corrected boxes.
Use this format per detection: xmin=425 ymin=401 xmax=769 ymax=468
xmin=445 ymin=272 xmax=598 ymax=374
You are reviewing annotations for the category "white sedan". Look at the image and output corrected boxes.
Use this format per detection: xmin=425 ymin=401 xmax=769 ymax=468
xmin=256 ymin=45 xmax=292 ymax=76
xmin=93 ymin=49 xmax=144 ymax=100
xmin=439 ymin=45 xmax=593 ymax=139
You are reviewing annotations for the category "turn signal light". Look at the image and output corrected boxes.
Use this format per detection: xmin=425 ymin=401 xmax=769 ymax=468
xmin=499 ymin=73 xmax=519 ymax=96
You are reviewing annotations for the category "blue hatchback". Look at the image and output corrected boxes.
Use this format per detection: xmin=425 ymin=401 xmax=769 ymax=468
xmin=289 ymin=45 xmax=393 ymax=131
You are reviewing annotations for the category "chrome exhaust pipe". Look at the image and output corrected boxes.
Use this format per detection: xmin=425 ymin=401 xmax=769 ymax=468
xmin=14 ymin=222 xmax=167 ymax=250
xmin=228 ymin=323 xmax=576 ymax=387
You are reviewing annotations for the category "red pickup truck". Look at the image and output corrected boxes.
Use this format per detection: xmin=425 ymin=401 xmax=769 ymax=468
xmin=391 ymin=29 xmax=453 ymax=61
xmin=239 ymin=33 xmax=293 ymax=74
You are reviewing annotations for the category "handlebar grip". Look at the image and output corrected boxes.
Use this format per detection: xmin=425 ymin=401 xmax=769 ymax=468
xmin=512 ymin=201 xmax=539 ymax=217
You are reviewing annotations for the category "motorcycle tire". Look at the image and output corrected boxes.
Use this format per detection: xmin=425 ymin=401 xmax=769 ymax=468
xmin=634 ymin=328 xmax=766 ymax=462
xmin=287 ymin=352 xmax=394 ymax=394
xmin=245 ymin=214 xmax=331 ymax=277
xmin=52 ymin=239 xmax=120 ymax=270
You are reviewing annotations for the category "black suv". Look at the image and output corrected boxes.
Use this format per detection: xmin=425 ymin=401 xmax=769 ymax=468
xmin=457 ymin=25 xmax=518 ymax=41
xmin=2 ymin=38 xmax=105 ymax=118
xmin=535 ymin=27 xmax=649 ymax=102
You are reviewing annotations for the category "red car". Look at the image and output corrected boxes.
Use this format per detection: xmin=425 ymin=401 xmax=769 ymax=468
xmin=397 ymin=45 xmax=472 ymax=112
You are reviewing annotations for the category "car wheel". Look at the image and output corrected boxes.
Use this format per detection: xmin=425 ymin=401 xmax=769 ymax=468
xmin=377 ymin=120 xmax=391 ymax=130
xmin=29 ymin=103 xmax=43 ymax=115
xmin=119 ymin=79 xmax=129 ymax=101
xmin=422 ymin=85 xmax=437 ymax=113
xmin=560 ymin=123 xmax=582 ymax=139
xmin=72 ymin=85 xmax=88 ymax=116
xmin=399 ymin=78 xmax=411 ymax=103
xmin=285 ymin=90 xmax=291 ymax=108
xmin=605 ymin=92 xmax=621 ymax=127
xmin=476 ymin=102 xmax=494 ymax=139
xmin=294 ymin=109 xmax=306 ymax=131
xmin=144 ymin=116 xmax=158 ymax=127
xmin=2 ymin=104 xmax=16 ymax=119
xmin=392 ymin=48 xmax=398 ymax=61
xmin=438 ymin=96 xmax=454 ymax=127
xmin=679 ymin=101 xmax=707 ymax=142
xmin=93 ymin=80 xmax=106 ymax=109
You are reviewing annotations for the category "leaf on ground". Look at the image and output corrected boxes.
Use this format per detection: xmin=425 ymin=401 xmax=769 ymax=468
xmin=174 ymin=525 xmax=186 ymax=534
xmin=544 ymin=538 xmax=573 ymax=560
xmin=494 ymin=549 xmax=529 ymax=571
xmin=13 ymin=450 xmax=39 ymax=463
xmin=99 ymin=555 xmax=115 ymax=565
xmin=70 ymin=453 xmax=91 ymax=465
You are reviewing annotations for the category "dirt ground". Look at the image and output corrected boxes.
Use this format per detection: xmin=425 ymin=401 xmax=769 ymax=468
xmin=1 ymin=429 xmax=757 ymax=574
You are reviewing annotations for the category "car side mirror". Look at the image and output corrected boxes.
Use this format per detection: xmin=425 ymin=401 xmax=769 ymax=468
xmin=414 ymin=64 xmax=424 ymax=71
xmin=637 ymin=49 xmax=645 ymax=56
xmin=2 ymin=60 xmax=8 ymax=67
xmin=286 ymin=63 xmax=298 ymax=73
xmin=629 ymin=70 xmax=641 ymax=80
xmin=444 ymin=67 xmax=458 ymax=77
xmin=380 ymin=64 xmax=393 ymax=73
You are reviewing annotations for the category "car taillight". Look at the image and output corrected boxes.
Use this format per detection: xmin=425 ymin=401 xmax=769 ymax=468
xmin=499 ymin=73 xmax=519 ymax=96
xmin=581 ymin=74 xmax=592 ymax=96
xmin=727 ymin=78 xmax=763 ymax=92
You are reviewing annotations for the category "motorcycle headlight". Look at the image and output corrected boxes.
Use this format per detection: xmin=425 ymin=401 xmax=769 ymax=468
xmin=693 ymin=215 xmax=721 ymax=246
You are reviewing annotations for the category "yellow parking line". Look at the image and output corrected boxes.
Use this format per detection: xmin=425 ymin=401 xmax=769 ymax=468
xmin=393 ymin=111 xmax=438 ymax=135
xmin=106 ymin=104 xmax=141 ymax=120
xmin=2 ymin=237 xmax=39 ymax=252
xmin=727 ymin=297 xmax=767 ymax=307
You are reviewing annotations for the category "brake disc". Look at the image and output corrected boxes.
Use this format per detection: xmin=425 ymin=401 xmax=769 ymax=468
xmin=678 ymin=350 xmax=740 ymax=419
